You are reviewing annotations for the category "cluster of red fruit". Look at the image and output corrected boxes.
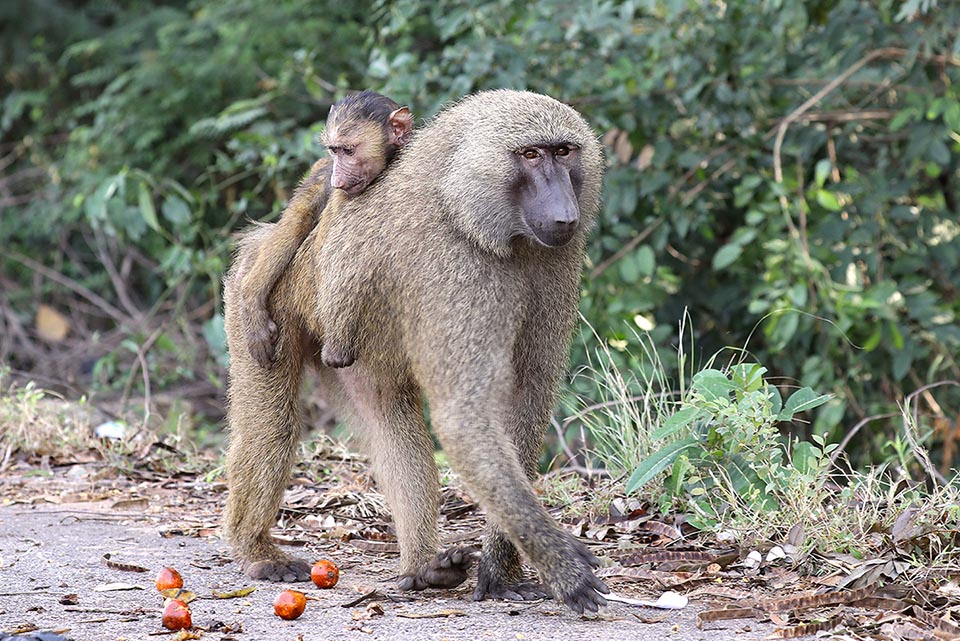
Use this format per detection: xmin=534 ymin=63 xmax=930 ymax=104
xmin=155 ymin=560 xmax=340 ymax=629
xmin=274 ymin=560 xmax=340 ymax=620
xmin=156 ymin=567 xmax=192 ymax=630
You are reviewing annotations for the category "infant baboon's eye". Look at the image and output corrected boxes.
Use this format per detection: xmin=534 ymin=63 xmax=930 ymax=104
xmin=521 ymin=148 xmax=540 ymax=160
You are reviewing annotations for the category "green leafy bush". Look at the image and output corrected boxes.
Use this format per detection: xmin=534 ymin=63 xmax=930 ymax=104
xmin=2 ymin=0 xmax=958 ymax=472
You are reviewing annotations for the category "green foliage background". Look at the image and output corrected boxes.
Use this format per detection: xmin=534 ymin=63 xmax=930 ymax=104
xmin=2 ymin=0 xmax=958 ymax=470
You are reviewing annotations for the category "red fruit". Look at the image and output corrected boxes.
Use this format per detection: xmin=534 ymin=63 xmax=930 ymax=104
xmin=274 ymin=589 xmax=306 ymax=620
xmin=156 ymin=566 xmax=184 ymax=592
xmin=311 ymin=559 xmax=340 ymax=589
xmin=162 ymin=599 xmax=192 ymax=630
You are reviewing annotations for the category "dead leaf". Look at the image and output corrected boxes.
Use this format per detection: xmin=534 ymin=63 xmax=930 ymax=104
xmin=766 ymin=617 xmax=842 ymax=639
xmin=786 ymin=523 xmax=804 ymax=547
xmin=636 ymin=144 xmax=655 ymax=171
xmin=352 ymin=603 xmax=385 ymax=621
xmin=837 ymin=559 xmax=905 ymax=589
xmin=396 ymin=609 xmax=467 ymax=619
xmin=111 ymin=498 xmax=149 ymax=511
xmin=617 ymin=550 xmax=715 ymax=567
xmin=697 ymin=608 xmax=760 ymax=627
xmin=606 ymin=591 xmax=687 ymax=609
xmin=36 ymin=304 xmax=69 ymax=343
xmin=640 ymin=520 xmax=682 ymax=542
xmin=160 ymin=588 xmax=196 ymax=603
xmin=101 ymin=554 xmax=149 ymax=573
xmin=892 ymin=505 xmax=920 ymax=543
xmin=93 ymin=582 xmax=142 ymax=592
xmin=615 ymin=130 xmax=633 ymax=164
xmin=601 ymin=129 xmax=620 ymax=147
xmin=211 ymin=586 xmax=255 ymax=599
xmin=759 ymin=586 xmax=873 ymax=612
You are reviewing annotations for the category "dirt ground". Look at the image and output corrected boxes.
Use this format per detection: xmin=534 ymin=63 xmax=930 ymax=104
xmin=0 ymin=496 xmax=775 ymax=641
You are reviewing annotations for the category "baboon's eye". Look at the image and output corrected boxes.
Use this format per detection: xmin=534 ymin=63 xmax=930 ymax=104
xmin=521 ymin=148 xmax=540 ymax=160
xmin=342 ymin=147 xmax=356 ymax=157
xmin=555 ymin=146 xmax=569 ymax=157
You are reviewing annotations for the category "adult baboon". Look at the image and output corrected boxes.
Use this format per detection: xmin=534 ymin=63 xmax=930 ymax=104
xmin=223 ymin=90 xmax=608 ymax=613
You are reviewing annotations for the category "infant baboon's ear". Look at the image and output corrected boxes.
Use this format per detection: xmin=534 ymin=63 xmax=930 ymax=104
xmin=388 ymin=106 xmax=414 ymax=146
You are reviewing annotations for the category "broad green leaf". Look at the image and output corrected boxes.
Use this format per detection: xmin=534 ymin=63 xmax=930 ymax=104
xmin=945 ymin=101 xmax=960 ymax=133
xmin=651 ymin=406 xmax=702 ymax=440
xmin=138 ymin=183 xmax=160 ymax=232
xmin=712 ymin=243 xmax=742 ymax=271
xmin=635 ymin=244 xmax=655 ymax=277
xmin=778 ymin=387 xmax=832 ymax=421
xmin=792 ymin=441 xmax=818 ymax=475
xmin=730 ymin=363 xmax=766 ymax=392
xmin=618 ymin=254 xmax=641 ymax=283
xmin=862 ymin=326 xmax=882 ymax=352
xmin=889 ymin=107 xmax=917 ymax=131
xmin=929 ymin=138 xmax=950 ymax=165
xmin=626 ymin=436 xmax=699 ymax=494
xmin=162 ymin=197 xmax=191 ymax=226
xmin=814 ymin=159 xmax=831 ymax=187
xmin=692 ymin=369 xmax=735 ymax=402
xmin=766 ymin=385 xmax=783 ymax=417
xmin=815 ymin=189 xmax=842 ymax=211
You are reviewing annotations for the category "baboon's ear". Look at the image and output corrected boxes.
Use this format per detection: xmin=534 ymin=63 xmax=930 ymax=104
xmin=388 ymin=107 xmax=414 ymax=146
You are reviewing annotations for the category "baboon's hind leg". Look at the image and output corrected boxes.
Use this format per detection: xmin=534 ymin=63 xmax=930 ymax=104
xmin=222 ymin=272 xmax=311 ymax=583
xmin=337 ymin=369 xmax=473 ymax=590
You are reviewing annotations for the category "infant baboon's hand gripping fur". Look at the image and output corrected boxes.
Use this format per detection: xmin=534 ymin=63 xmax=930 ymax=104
xmin=223 ymin=90 xmax=608 ymax=613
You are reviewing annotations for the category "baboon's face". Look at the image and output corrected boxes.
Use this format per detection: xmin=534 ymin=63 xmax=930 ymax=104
xmin=511 ymin=143 xmax=584 ymax=247
xmin=325 ymin=122 xmax=388 ymax=196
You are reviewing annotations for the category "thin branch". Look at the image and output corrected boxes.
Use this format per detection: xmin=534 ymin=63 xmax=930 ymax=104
xmin=827 ymin=412 xmax=900 ymax=471
xmin=588 ymin=218 xmax=662 ymax=280
xmin=799 ymin=109 xmax=896 ymax=122
xmin=773 ymin=49 xmax=889 ymax=185
xmin=900 ymin=381 xmax=960 ymax=487
xmin=551 ymin=416 xmax=580 ymax=466
xmin=90 ymin=225 xmax=144 ymax=321
xmin=561 ymin=395 xmax=653 ymax=429
xmin=7 ymin=252 xmax=130 ymax=326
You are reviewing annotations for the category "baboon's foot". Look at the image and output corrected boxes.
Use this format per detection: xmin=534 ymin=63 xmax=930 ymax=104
xmin=473 ymin=577 xmax=549 ymax=602
xmin=321 ymin=341 xmax=357 ymax=369
xmin=397 ymin=547 xmax=478 ymax=591
xmin=244 ymin=556 xmax=312 ymax=583
xmin=245 ymin=308 xmax=278 ymax=368
xmin=473 ymin=550 xmax=548 ymax=601
xmin=541 ymin=537 xmax=609 ymax=614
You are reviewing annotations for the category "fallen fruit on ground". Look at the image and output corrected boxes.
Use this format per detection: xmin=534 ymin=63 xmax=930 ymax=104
xmin=156 ymin=566 xmax=184 ymax=592
xmin=311 ymin=559 xmax=340 ymax=589
xmin=162 ymin=598 xmax=192 ymax=630
xmin=274 ymin=589 xmax=307 ymax=620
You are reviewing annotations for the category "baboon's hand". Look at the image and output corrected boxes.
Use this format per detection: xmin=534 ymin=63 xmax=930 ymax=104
xmin=245 ymin=557 xmax=311 ymax=583
xmin=542 ymin=537 xmax=609 ymax=614
xmin=246 ymin=308 xmax=278 ymax=368
xmin=321 ymin=341 xmax=357 ymax=369
xmin=398 ymin=547 xmax=478 ymax=591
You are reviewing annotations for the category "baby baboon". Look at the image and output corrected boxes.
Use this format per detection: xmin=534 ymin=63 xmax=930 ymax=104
xmin=223 ymin=90 xmax=608 ymax=614
xmin=239 ymin=90 xmax=413 ymax=367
